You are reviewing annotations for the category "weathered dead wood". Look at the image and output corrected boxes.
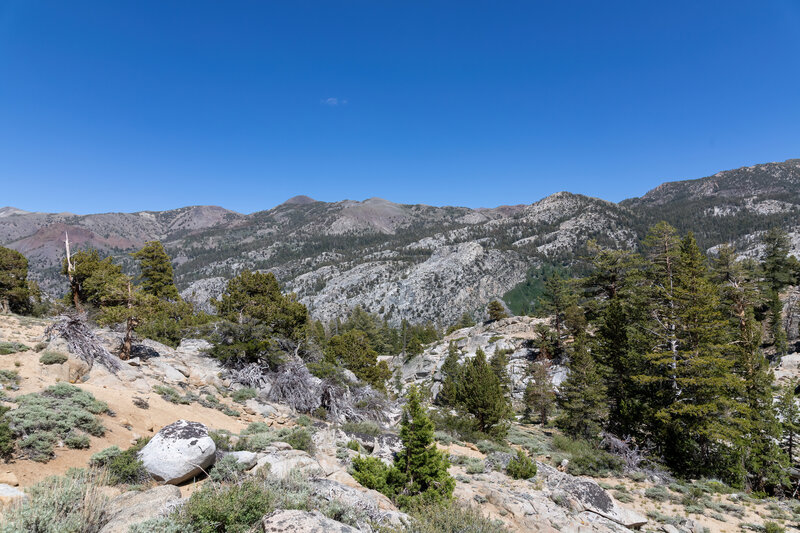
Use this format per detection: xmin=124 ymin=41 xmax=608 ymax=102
xmin=45 ymin=312 xmax=122 ymax=373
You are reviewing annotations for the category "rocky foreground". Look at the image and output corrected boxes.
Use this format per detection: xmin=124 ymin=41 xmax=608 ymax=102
xmin=0 ymin=314 xmax=798 ymax=532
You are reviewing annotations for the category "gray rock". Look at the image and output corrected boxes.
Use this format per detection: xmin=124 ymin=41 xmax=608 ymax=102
xmin=226 ymin=450 xmax=258 ymax=469
xmin=0 ymin=483 xmax=25 ymax=504
xmin=485 ymin=451 xmax=514 ymax=471
xmin=99 ymin=485 xmax=181 ymax=533
xmin=309 ymin=478 xmax=409 ymax=527
xmin=258 ymin=509 xmax=359 ymax=532
xmin=138 ymin=420 xmax=216 ymax=484
xmin=253 ymin=449 xmax=323 ymax=479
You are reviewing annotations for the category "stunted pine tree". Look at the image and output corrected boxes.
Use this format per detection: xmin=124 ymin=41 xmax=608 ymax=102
xmin=0 ymin=246 xmax=31 ymax=315
xmin=487 ymin=300 xmax=508 ymax=322
xmin=131 ymin=241 xmax=179 ymax=300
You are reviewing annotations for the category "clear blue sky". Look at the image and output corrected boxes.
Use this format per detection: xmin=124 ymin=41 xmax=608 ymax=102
xmin=1 ymin=1 xmax=799 ymax=214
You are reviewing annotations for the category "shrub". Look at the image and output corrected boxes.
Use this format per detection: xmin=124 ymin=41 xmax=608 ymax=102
xmin=39 ymin=352 xmax=68 ymax=365
xmin=0 ymin=469 xmax=108 ymax=533
xmin=209 ymin=430 xmax=233 ymax=451
xmin=296 ymin=415 xmax=312 ymax=427
xmin=347 ymin=440 xmax=361 ymax=452
xmin=180 ymin=480 xmax=274 ymax=533
xmin=285 ymin=428 xmax=314 ymax=453
xmin=210 ymin=454 xmax=247 ymax=483
xmin=90 ymin=439 xmax=149 ymax=485
xmin=7 ymin=384 xmax=109 ymax=461
xmin=64 ymin=431 xmax=90 ymax=449
xmin=152 ymin=385 xmax=192 ymax=405
xmin=0 ymin=342 xmax=29 ymax=355
xmin=645 ymin=485 xmax=671 ymax=502
xmin=406 ymin=502 xmax=504 ymax=533
xmin=341 ymin=420 xmax=382 ymax=437
xmin=351 ymin=455 xmax=393 ymax=496
xmin=0 ymin=406 xmax=15 ymax=459
xmin=465 ymin=458 xmax=485 ymax=475
xmin=0 ymin=369 xmax=20 ymax=385
xmin=128 ymin=517 xmax=185 ymax=533
xmin=552 ymin=435 xmax=622 ymax=477
xmin=476 ymin=439 xmax=510 ymax=454
xmin=231 ymin=387 xmax=257 ymax=404
xmin=506 ymin=449 xmax=537 ymax=479
xmin=764 ymin=522 xmax=785 ymax=533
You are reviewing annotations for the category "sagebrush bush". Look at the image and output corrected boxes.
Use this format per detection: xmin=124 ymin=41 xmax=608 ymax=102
xmin=341 ymin=420 xmax=382 ymax=437
xmin=209 ymin=430 xmax=233 ymax=451
xmin=90 ymin=439 xmax=149 ymax=485
xmin=0 ymin=406 xmax=15 ymax=459
xmin=235 ymin=425 xmax=314 ymax=453
xmin=0 ymin=369 xmax=20 ymax=385
xmin=0 ymin=342 xmax=29 ymax=355
xmin=8 ymin=384 xmax=108 ymax=462
xmin=39 ymin=351 xmax=68 ymax=365
xmin=405 ymin=502 xmax=504 ymax=532
xmin=180 ymin=480 xmax=274 ymax=533
xmin=210 ymin=454 xmax=247 ymax=483
xmin=0 ymin=469 xmax=108 ymax=533
xmin=153 ymin=385 xmax=192 ymax=405
xmin=231 ymin=387 xmax=257 ymax=403
xmin=128 ymin=517 xmax=185 ymax=533
xmin=506 ymin=449 xmax=537 ymax=479
xmin=552 ymin=435 xmax=622 ymax=477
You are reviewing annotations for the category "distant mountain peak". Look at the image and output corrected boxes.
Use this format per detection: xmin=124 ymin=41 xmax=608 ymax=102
xmin=0 ymin=206 xmax=30 ymax=217
xmin=282 ymin=195 xmax=316 ymax=205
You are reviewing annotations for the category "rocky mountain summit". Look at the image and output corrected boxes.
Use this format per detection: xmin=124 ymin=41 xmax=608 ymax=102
xmin=3 ymin=158 xmax=800 ymax=325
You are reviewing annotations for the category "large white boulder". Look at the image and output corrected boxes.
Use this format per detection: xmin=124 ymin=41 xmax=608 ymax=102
xmin=138 ymin=420 xmax=216 ymax=484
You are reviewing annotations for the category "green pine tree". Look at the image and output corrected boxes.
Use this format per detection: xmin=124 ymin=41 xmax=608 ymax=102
xmin=524 ymin=354 xmax=555 ymax=425
xmin=325 ymin=329 xmax=391 ymax=391
xmin=487 ymin=300 xmax=508 ymax=322
xmin=0 ymin=246 xmax=32 ymax=315
xmin=131 ymin=241 xmax=179 ymax=300
xmin=777 ymin=380 xmax=800 ymax=465
xmin=392 ymin=385 xmax=455 ymax=509
xmin=556 ymin=334 xmax=607 ymax=440
xmin=436 ymin=341 xmax=461 ymax=407
xmin=457 ymin=348 xmax=511 ymax=437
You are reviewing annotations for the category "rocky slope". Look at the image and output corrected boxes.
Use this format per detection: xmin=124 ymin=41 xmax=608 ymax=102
xmin=3 ymin=158 xmax=800 ymax=324
xmin=1 ymin=314 xmax=797 ymax=532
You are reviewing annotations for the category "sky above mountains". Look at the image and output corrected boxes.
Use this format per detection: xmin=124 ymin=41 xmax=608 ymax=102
xmin=1 ymin=1 xmax=799 ymax=214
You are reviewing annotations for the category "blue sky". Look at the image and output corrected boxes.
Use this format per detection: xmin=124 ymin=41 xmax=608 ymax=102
xmin=1 ymin=1 xmax=799 ymax=214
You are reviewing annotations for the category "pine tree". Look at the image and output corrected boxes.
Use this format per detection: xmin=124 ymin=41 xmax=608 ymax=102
xmin=131 ymin=241 xmax=179 ymax=300
xmin=594 ymin=298 xmax=643 ymax=437
xmin=325 ymin=329 xmax=391 ymax=391
xmin=61 ymin=249 xmax=130 ymax=309
xmin=556 ymin=334 xmax=607 ymax=440
xmin=654 ymin=233 xmax=747 ymax=482
xmin=777 ymin=380 xmax=800 ymax=465
xmin=214 ymin=270 xmax=308 ymax=340
xmin=487 ymin=300 xmax=508 ymax=322
xmin=540 ymin=271 xmax=575 ymax=356
xmin=524 ymin=354 xmax=555 ymax=425
xmin=457 ymin=348 xmax=511 ymax=437
xmin=392 ymin=385 xmax=455 ymax=508
xmin=760 ymin=229 xmax=797 ymax=356
xmin=0 ymin=246 xmax=31 ymax=315
xmin=489 ymin=348 xmax=511 ymax=393
xmin=436 ymin=341 xmax=461 ymax=407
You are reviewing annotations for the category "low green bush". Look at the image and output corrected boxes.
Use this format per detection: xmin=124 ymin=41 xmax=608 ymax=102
xmin=0 ymin=342 xmax=29 ymax=355
xmin=0 ymin=405 xmax=15 ymax=459
xmin=644 ymin=485 xmax=670 ymax=502
xmin=181 ymin=480 xmax=273 ymax=533
xmin=38 ymin=352 xmax=68 ymax=365
xmin=351 ymin=455 xmax=392 ymax=496
xmin=506 ymin=449 xmax=537 ymax=480
xmin=341 ymin=420 xmax=382 ymax=437
xmin=465 ymin=458 xmax=485 ymax=474
xmin=152 ymin=385 xmax=192 ymax=405
xmin=209 ymin=430 xmax=233 ymax=451
xmin=128 ymin=517 xmax=185 ymax=533
xmin=231 ymin=387 xmax=257 ymax=404
xmin=552 ymin=435 xmax=623 ymax=477
xmin=7 ymin=384 xmax=108 ymax=462
xmin=347 ymin=440 xmax=361 ymax=452
xmin=476 ymin=439 xmax=510 ymax=455
xmin=405 ymin=502 xmax=505 ymax=532
xmin=90 ymin=439 xmax=149 ymax=485
xmin=0 ymin=369 xmax=20 ymax=385
xmin=235 ymin=424 xmax=314 ymax=454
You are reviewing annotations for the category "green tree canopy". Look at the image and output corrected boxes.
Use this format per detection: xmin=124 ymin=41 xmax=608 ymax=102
xmin=131 ymin=241 xmax=179 ymax=300
xmin=0 ymin=246 xmax=31 ymax=314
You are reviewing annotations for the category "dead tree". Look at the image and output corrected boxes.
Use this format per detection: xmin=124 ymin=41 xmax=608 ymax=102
xmin=45 ymin=313 xmax=122 ymax=374
xmin=64 ymin=232 xmax=83 ymax=312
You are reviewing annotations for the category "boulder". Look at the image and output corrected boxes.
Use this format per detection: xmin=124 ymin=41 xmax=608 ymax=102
xmin=485 ymin=451 xmax=514 ymax=471
xmin=253 ymin=449 xmax=322 ymax=479
xmin=138 ymin=420 xmax=216 ymax=484
xmin=258 ymin=509 xmax=359 ymax=532
xmin=98 ymin=485 xmax=181 ymax=533
xmin=225 ymin=450 xmax=258 ymax=469
xmin=0 ymin=483 xmax=25 ymax=504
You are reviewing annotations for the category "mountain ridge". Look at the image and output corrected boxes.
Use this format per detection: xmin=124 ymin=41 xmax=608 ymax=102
xmin=3 ymin=158 xmax=798 ymax=325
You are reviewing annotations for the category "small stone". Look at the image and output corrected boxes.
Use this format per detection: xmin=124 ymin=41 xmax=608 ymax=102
xmin=0 ymin=471 xmax=19 ymax=486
